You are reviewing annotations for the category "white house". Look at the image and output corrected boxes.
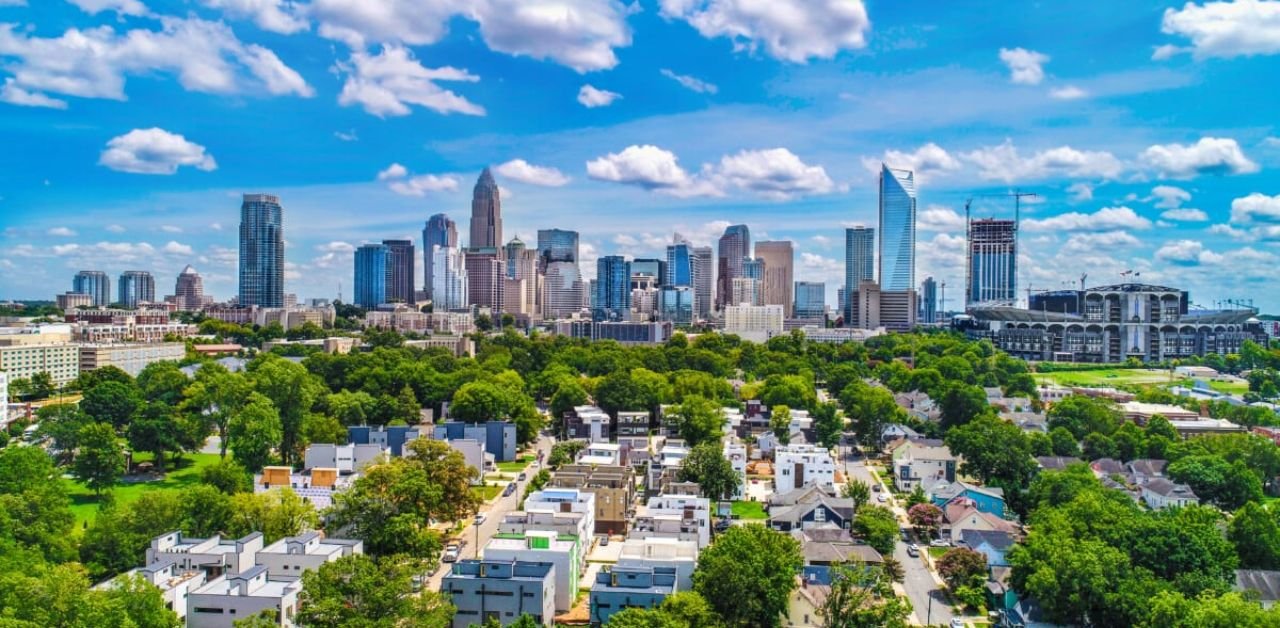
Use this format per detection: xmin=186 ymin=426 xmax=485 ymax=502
xmin=1141 ymin=478 xmax=1200 ymax=510
xmin=254 ymin=532 xmax=363 ymax=580
xmin=724 ymin=437 xmax=748 ymax=500
xmin=891 ymin=439 xmax=956 ymax=493
xmin=631 ymin=494 xmax=711 ymax=548
xmin=774 ymin=444 xmax=836 ymax=495
xmin=616 ymin=536 xmax=699 ymax=591
xmin=186 ymin=565 xmax=300 ymax=628
xmin=482 ymin=530 xmax=583 ymax=612
xmin=523 ymin=488 xmax=597 ymax=543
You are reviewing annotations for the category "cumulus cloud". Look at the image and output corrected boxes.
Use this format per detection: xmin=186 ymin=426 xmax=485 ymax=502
xmin=160 ymin=225 xmax=183 ymax=233
xmin=1209 ymin=223 xmax=1253 ymax=240
xmin=0 ymin=17 xmax=312 ymax=107
xmin=1023 ymin=206 xmax=1152 ymax=232
xmin=917 ymin=205 xmax=965 ymax=232
xmin=334 ymin=129 xmax=358 ymax=141
xmin=0 ymin=79 xmax=68 ymax=109
xmin=68 ymin=0 xmax=148 ymax=16
xmin=964 ymin=139 xmax=1124 ymax=182
xmin=1067 ymin=182 xmax=1094 ymax=202
xmin=201 ymin=0 xmax=309 ymax=35
xmin=1049 ymin=85 xmax=1087 ymax=100
xmin=1159 ymin=0 xmax=1280 ymax=59
xmin=375 ymin=162 xmax=460 ymax=196
xmin=1231 ymin=192 xmax=1280 ymax=223
xmin=99 ymin=128 xmax=217 ymax=175
xmin=999 ymin=47 xmax=1050 ymax=85
xmin=586 ymin=145 xmax=837 ymax=200
xmin=1161 ymin=208 xmax=1209 ymax=221
xmin=336 ymin=45 xmax=483 ymax=117
xmin=660 ymin=68 xmax=718 ymax=94
xmin=658 ymin=0 xmax=870 ymax=62
xmin=162 ymin=241 xmax=194 ymax=255
xmin=863 ymin=142 xmax=961 ymax=179
xmin=1156 ymin=239 xmax=1222 ymax=265
xmin=47 ymin=227 xmax=76 ymax=237
xmin=586 ymin=144 xmax=721 ymax=198
xmin=1062 ymin=230 xmax=1141 ymax=254
xmin=377 ymin=163 xmax=408 ymax=181
xmin=1149 ymin=184 xmax=1192 ymax=209
xmin=577 ymin=84 xmax=621 ymax=107
xmin=106 ymin=224 xmax=126 ymax=233
xmin=714 ymin=148 xmax=837 ymax=200
xmin=1140 ymin=137 xmax=1259 ymax=179
xmin=494 ymin=159 xmax=570 ymax=187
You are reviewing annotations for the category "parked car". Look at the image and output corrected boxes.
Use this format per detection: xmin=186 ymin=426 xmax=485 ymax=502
xmin=907 ymin=544 xmax=920 ymax=557
xmin=900 ymin=528 xmax=911 ymax=541
xmin=503 ymin=483 xmax=516 ymax=497
xmin=714 ymin=519 xmax=732 ymax=532
xmin=930 ymin=538 xmax=951 ymax=548
xmin=598 ymin=535 xmax=609 ymax=547
xmin=950 ymin=619 xmax=965 ymax=628
xmin=474 ymin=512 xmax=487 ymax=525
xmin=518 ymin=472 xmax=527 ymax=481
xmin=877 ymin=493 xmax=888 ymax=503
xmin=872 ymin=483 xmax=882 ymax=492
xmin=442 ymin=544 xmax=461 ymax=563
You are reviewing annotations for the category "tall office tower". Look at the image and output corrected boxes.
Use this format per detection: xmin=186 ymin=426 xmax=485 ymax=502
xmin=73 ymin=270 xmax=111 ymax=307
xmin=880 ymin=289 xmax=918 ymax=332
xmin=658 ymin=286 xmax=694 ymax=324
xmin=755 ymin=241 xmax=795 ymax=317
xmin=380 ymin=239 xmax=415 ymax=304
xmin=432 ymin=246 xmax=468 ymax=310
xmin=878 ymin=165 xmax=917 ymax=292
xmin=692 ymin=246 xmax=713 ymax=320
xmin=464 ymin=249 xmax=503 ymax=309
xmin=536 ymin=228 xmax=579 ymax=272
xmin=852 ymin=280 xmax=881 ymax=329
xmin=238 ymin=193 xmax=285 ymax=307
xmin=503 ymin=236 xmax=541 ymax=319
xmin=174 ymin=265 xmax=205 ymax=311
xmin=742 ymin=257 xmax=765 ymax=280
xmin=422 ymin=213 xmax=457 ymax=299
xmin=543 ymin=262 xmax=585 ymax=319
xmin=354 ymin=244 xmax=389 ymax=308
xmin=966 ymin=218 xmax=1017 ymax=306
xmin=594 ymin=255 xmax=631 ymax=321
xmin=630 ymin=274 xmax=659 ymax=320
xmin=469 ymin=168 xmax=502 ymax=250
xmin=632 ymin=258 xmax=666 ymax=287
xmin=664 ymin=236 xmax=692 ymax=287
xmin=117 ymin=271 xmax=155 ymax=307
xmin=921 ymin=277 xmax=938 ymax=324
xmin=731 ymin=277 xmax=761 ymax=306
xmin=716 ymin=224 xmax=751 ymax=310
xmin=794 ymin=281 xmax=826 ymax=319
xmin=844 ymin=226 xmax=875 ymax=322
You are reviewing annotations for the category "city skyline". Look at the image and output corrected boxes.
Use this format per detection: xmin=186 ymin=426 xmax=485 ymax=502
xmin=1 ymin=2 xmax=1278 ymax=310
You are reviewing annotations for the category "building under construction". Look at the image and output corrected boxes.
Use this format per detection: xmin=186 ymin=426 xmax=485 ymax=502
xmin=966 ymin=218 xmax=1017 ymax=307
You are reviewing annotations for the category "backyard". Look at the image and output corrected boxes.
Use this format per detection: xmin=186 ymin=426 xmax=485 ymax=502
xmin=62 ymin=452 xmax=222 ymax=528
xmin=731 ymin=500 xmax=768 ymax=520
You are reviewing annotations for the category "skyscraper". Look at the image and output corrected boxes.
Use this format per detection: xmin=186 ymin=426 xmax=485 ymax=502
xmin=422 ymin=214 xmax=457 ymax=299
xmin=664 ymin=237 xmax=692 ymax=287
xmin=536 ymin=229 xmax=579 ymax=271
xmin=174 ymin=265 xmax=204 ymax=311
xmin=966 ymin=218 xmax=1017 ymax=306
xmin=716 ymin=224 xmax=751 ymax=311
xmin=504 ymin=236 xmax=541 ymax=320
xmin=794 ymin=281 xmax=826 ymax=319
xmin=354 ymin=244 xmax=389 ymax=308
xmin=382 ymin=239 xmax=415 ymax=304
xmin=238 ymin=193 xmax=284 ymax=308
xmin=921 ymin=276 xmax=938 ymax=324
xmin=844 ymin=226 xmax=875 ymax=322
xmin=470 ymin=168 xmax=502 ymax=250
xmin=464 ymin=249 xmax=503 ymax=309
xmin=878 ymin=165 xmax=917 ymax=292
xmin=692 ymin=245 xmax=713 ymax=320
xmin=755 ymin=241 xmax=794 ymax=317
xmin=117 ymin=271 xmax=155 ymax=307
xmin=73 ymin=270 xmax=111 ymax=307
xmin=432 ymin=245 xmax=468 ymax=310
xmin=742 ymin=258 xmax=765 ymax=280
xmin=543 ymin=262 xmax=585 ymax=319
xmin=594 ymin=255 xmax=631 ymax=321
xmin=631 ymin=258 xmax=666 ymax=287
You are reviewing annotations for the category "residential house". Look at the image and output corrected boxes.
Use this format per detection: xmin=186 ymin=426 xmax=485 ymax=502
xmin=589 ymin=566 xmax=678 ymax=627
xmin=145 ymin=532 xmax=263 ymax=579
xmin=631 ymin=494 xmax=711 ymax=548
xmin=789 ymin=527 xmax=882 ymax=566
xmin=577 ymin=442 xmax=624 ymax=466
xmin=566 ymin=405 xmax=612 ymax=442
xmin=482 ymin=531 xmax=582 ymax=612
xmin=724 ymin=437 xmax=748 ymax=500
xmin=346 ymin=425 xmax=424 ymax=457
xmin=768 ymin=485 xmax=855 ymax=532
xmin=498 ymin=511 xmax=589 ymax=539
xmin=302 ymin=443 xmax=384 ymax=474
xmin=930 ymin=481 xmax=1006 ymax=518
xmin=97 ymin=559 xmax=207 ymax=621
xmin=617 ymin=411 xmax=650 ymax=437
xmin=441 ymin=559 xmax=556 ymax=627
xmin=1035 ymin=456 xmax=1082 ymax=471
xmin=1141 ymin=478 xmax=1200 ymax=510
xmin=615 ymin=537 xmax=698 ymax=591
xmin=522 ymin=489 xmax=597 ymax=543
xmin=1126 ymin=459 xmax=1168 ymax=485
xmin=253 ymin=532 xmax=362 ymax=579
xmin=879 ymin=423 xmax=920 ymax=447
xmin=944 ymin=497 xmax=1018 ymax=544
xmin=185 ymin=565 xmax=301 ymax=628
xmin=254 ymin=467 xmax=353 ymax=510
xmin=774 ymin=444 xmax=837 ymax=495
xmin=786 ymin=567 xmax=832 ymax=628
xmin=431 ymin=421 xmax=519 ymax=462
xmin=891 ymin=438 xmax=956 ymax=493
xmin=960 ymin=529 xmax=1015 ymax=567
xmin=1235 ymin=569 xmax=1280 ymax=609
xmin=550 ymin=464 xmax=636 ymax=535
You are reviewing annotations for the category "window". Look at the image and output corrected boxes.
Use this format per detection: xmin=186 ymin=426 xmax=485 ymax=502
xmin=192 ymin=607 xmax=225 ymax=614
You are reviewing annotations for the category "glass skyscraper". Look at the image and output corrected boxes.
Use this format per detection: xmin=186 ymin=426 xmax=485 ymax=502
xmin=794 ymin=281 xmax=826 ymax=319
xmin=716 ymin=224 xmax=751 ymax=310
xmin=594 ymin=255 xmax=631 ymax=321
xmin=73 ymin=270 xmax=111 ymax=306
xmin=921 ymin=276 xmax=938 ymax=324
xmin=742 ymin=258 xmax=765 ymax=280
xmin=238 ymin=193 xmax=284 ymax=308
xmin=632 ymin=258 xmax=666 ymax=287
xmin=117 ymin=270 xmax=155 ymax=307
xmin=432 ymin=245 xmax=468 ymax=310
xmin=966 ymin=219 xmax=1017 ymax=306
xmin=382 ymin=239 xmax=415 ymax=304
xmin=844 ymin=226 xmax=875 ymax=322
xmin=422 ymin=213 xmax=457 ymax=299
xmin=878 ymin=165 xmax=917 ymax=292
xmin=536 ymin=228 xmax=579 ymax=271
xmin=665 ymin=240 xmax=692 ymax=287
xmin=354 ymin=244 xmax=389 ymax=308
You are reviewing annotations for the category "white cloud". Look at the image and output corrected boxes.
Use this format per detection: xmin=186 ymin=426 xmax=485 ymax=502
xmin=334 ymin=129 xmax=358 ymax=141
xmin=1049 ymin=85 xmax=1087 ymax=100
xmin=310 ymin=0 xmax=632 ymax=73
xmin=917 ymin=205 xmax=965 ymax=232
xmin=0 ymin=17 xmax=312 ymax=106
xmin=586 ymin=144 xmax=722 ymax=198
xmin=1161 ymin=208 xmax=1209 ymax=221
xmin=1231 ymin=192 xmax=1280 ymax=223
xmin=375 ymin=163 xmax=459 ymax=197
xmin=317 ymin=241 xmax=356 ymax=253
xmin=106 ymin=224 xmax=126 ymax=233
xmin=210 ymin=222 xmax=223 ymax=230
xmin=377 ymin=163 xmax=408 ymax=181
xmin=1149 ymin=184 xmax=1192 ymax=208
xmin=1140 ymin=137 xmax=1259 ymax=179
xmin=1023 ymin=206 xmax=1152 ymax=232
xmin=586 ymin=145 xmax=837 ymax=200
xmin=658 ymin=0 xmax=870 ymax=63
xmin=494 ymin=159 xmax=570 ymax=187
xmin=0 ymin=79 xmax=68 ymax=109
xmin=160 ymin=225 xmax=183 ymax=233
xmin=999 ymin=47 xmax=1050 ymax=85
xmin=963 ymin=139 xmax=1124 ymax=182
xmin=863 ymin=142 xmax=961 ymax=179
xmin=68 ymin=0 xmax=148 ymax=16
xmin=1209 ymin=223 xmax=1253 ymax=240
xmin=47 ymin=227 xmax=76 ymax=237
xmin=98 ymin=128 xmax=217 ymax=175
xmin=1151 ymin=43 xmax=1187 ymax=60
xmin=811 ymin=235 xmax=832 ymax=246
xmin=1156 ymin=239 xmax=1221 ymax=265
xmin=660 ymin=68 xmax=717 ymax=94
xmin=714 ymin=148 xmax=837 ymax=200
xmin=201 ymin=0 xmax=309 ymax=35
xmin=1159 ymin=0 xmax=1280 ymax=59
xmin=1067 ymin=182 xmax=1094 ymax=202
xmin=1062 ymin=230 xmax=1141 ymax=254
xmin=336 ymin=45 xmax=483 ymax=117
xmin=1265 ymin=137 xmax=1280 ymax=148
xmin=162 ymin=241 xmax=194 ymax=255
xmin=577 ymin=84 xmax=621 ymax=108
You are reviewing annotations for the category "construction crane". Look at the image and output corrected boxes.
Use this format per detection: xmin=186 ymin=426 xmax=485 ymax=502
xmin=964 ymin=189 xmax=1039 ymax=307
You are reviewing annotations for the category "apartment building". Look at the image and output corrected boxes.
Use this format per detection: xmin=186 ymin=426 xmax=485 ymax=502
xmin=631 ymin=494 xmax=711 ymax=548
xmin=78 ymin=342 xmax=186 ymax=377
xmin=774 ymin=444 xmax=837 ymax=495
xmin=549 ymin=464 xmax=636 ymax=535
xmin=442 ymin=559 xmax=556 ymax=628
xmin=482 ymin=531 xmax=583 ymax=612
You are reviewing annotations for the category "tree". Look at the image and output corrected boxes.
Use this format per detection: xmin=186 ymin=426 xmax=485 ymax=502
xmin=937 ymin=547 xmax=988 ymax=590
xmin=1009 ymin=532 xmax=1130 ymax=626
xmin=907 ymin=503 xmax=943 ymax=537
xmin=324 ymin=389 xmax=375 ymax=426
xmin=841 ymin=382 xmax=905 ymax=448
xmin=296 ymin=554 xmax=455 ymax=628
xmin=1230 ymin=502 xmax=1280 ymax=569
xmin=1049 ymin=427 xmax=1081 ymax=457
xmin=818 ymin=561 xmax=911 ymax=628
xmin=1047 ymin=395 xmax=1122 ymax=439
xmin=1146 ymin=414 xmax=1179 ymax=442
xmin=1146 ymin=590 xmax=1280 ymax=627
xmin=549 ymin=379 xmax=588 ymax=428
xmin=693 ymin=525 xmax=803 ymax=627
xmin=853 ymin=505 xmax=898 ymax=555
xmin=769 ymin=405 xmax=792 ymax=445
xmin=226 ymin=393 xmax=282 ymax=472
xmin=905 ymin=484 xmax=928 ymax=508
xmin=136 ymin=362 xmax=190 ymax=407
xmin=251 ymin=356 xmax=324 ymax=464
xmin=182 ymin=484 xmax=234 ymax=537
xmin=678 ymin=442 xmax=739 ymax=500
xmin=36 ymin=404 xmax=92 ymax=462
xmin=944 ymin=414 xmax=1036 ymax=491
xmin=760 ymin=374 xmax=817 ymax=412
xmin=606 ymin=591 xmax=725 ymax=628
xmin=107 ymin=572 xmax=183 ymax=628
xmin=842 ymin=479 xmax=870 ymax=511
xmin=80 ymin=380 xmax=141 ymax=430
xmin=226 ymin=489 xmax=318 ymax=544
xmin=669 ymin=395 xmax=725 ymax=447
xmin=29 ymin=371 xmax=55 ymax=399
xmin=202 ymin=458 xmax=252 ymax=494
xmin=1167 ymin=455 xmax=1263 ymax=511
xmin=938 ymin=382 xmax=989 ymax=430
xmin=182 ymin=365 xmax=252 ymax=458
xmin=812 ymin=402 xmax=843 ymax=450
xmin=1082 ymin=432 xmax=1119 ymax=461
xmin=0 ymin=446 xmax=76 ymax=562
xmin=548 ymin=440 xmax=585 ymax=468
xmin=127 ymin=402 xmax=182 ymax=472
xmin=73 ymin=422 xmax=125 ymax=495
xmin=449 ymin=380 xmax=511 ymax=422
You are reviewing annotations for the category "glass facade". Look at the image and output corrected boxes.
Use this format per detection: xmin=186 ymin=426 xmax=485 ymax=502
xmin=631 ymin=258 xmax=666 ymax=287
xmin=432 ymin=246 xmax=468 ymax=310
xmin=117 ymin=271 xmax=155 ymax=307
xmin=665 ymin=242 xmax=692 ymax=287
xmin=470 ymin=168 xmax=502 ymax=249
xmin=878 ymin=165 xmax=916 ymax=292
xmin=844 ymin=226 xmax=874 ymax=322
xmin=594 ymin=255 xmax=631 ymax=321
xmin=716 ymin=224 xmax=751 ymax=310
xmin=422 ymin=213 xmax=457 ymax=298
xmin=658 ymin=286 xmax=694 ymax=324
xmin=742 ymin=258 xmax=765 ymax=280
xmin=536 ymin=228 xmax=579 ymax=270
xmin=238 ymin=193 xmax=285 ymax=307
xmin=794 ymin=281 xmax=826 ymax=319
xmin=966 ymin=219 xmax=1017 ymax=306
xmin=382 ymin=239 xmax=415 ymax=304
xmin=354 ymin=244 xmax=389 ymax=308
xmin=921 ymin=276 xmax=938 ymax=323
xmin=73 ymin=270 xmax=111 ymax=306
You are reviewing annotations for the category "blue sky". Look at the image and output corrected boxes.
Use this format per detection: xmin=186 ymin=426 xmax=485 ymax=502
xmin=1 ymin=0 xmax=1279 ymax=311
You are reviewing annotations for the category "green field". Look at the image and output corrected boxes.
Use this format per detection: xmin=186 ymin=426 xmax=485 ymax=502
xmin=1034 ymin=368 xmax=1250 ymax=396
xmin=471 ymin=484 xmax=502 ymax=501
xmin=731 ymin=500 xmax=767 ymax=520
xmin=62 ymin=452 xmax=222 ymax=529
xmin=496 ymin=455 xmax=533 ymax=474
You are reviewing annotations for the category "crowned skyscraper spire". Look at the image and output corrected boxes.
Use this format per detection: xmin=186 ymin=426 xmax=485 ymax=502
xmin=469 ymin=167 xmax=502 ymax=250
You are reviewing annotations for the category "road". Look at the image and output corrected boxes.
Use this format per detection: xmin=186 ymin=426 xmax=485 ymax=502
xmin=842 ymin=444 xmax=955 ymax=626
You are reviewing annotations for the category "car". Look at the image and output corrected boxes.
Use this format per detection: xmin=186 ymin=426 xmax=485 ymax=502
xmin=930 ymin=538 xmax=951 ymax=548
xmin=906 ymin=544 xmax=920 ymax=557
xmin=900 ymin=528 xmax=911 ymax=542
xmin=598 ymin=535 xmax=609 ymax=547
xmin=442 ymin=544 xmax=461 ymax=563
xmin=877 ymin=493 xmax=888 ymax=502
xmin=950 ymin=619 xmax=965 ymax=628
xmin=474 ymin=513 xmax=487 ymax=525
xmin=502 ymin=483 xmax=516 ymax=497
xmin=518 ymin=472 xmax=527 ymax=481
xmin=872 ymin=484 xmax=882 ymax=492
xmin=714 ymin=519 xmax=732 ymax=532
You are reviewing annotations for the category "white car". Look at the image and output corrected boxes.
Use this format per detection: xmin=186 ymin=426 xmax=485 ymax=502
xmin=877 ymin=493 xmax=888 ymax=502
xmin=442 ymin=544 xmax=461 ymax=563
xmin=930 ymin=538 xmax=951 ymax=548
xmin=474 ymin=513 xmax=487 ymax=525
xmin=950 ymin=619 xmax=965 ymax=628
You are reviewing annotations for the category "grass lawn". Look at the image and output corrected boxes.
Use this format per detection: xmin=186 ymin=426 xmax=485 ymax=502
xmin=1033 ymin=368 xmax=1178 ymax=388
xmin=928 ymin=546 xmax=949 ymax=559
xmin=496 ymin=455 xmax=533 ymax=474
xmin=471 ymin=484 xmax=502 ymax=501
xmin=731 ymin=500 xmax=768 ymax=520
xmin=63 ymin=452 xmax=222 ymax=529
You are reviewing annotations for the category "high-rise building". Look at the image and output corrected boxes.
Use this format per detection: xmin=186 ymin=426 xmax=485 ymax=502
xmin=632 ymin=259 xmax=666 ymax=287
xmin=844 ymin=226 xmax=875 ymax=322
xmin=716 ymin=225 xmax=750 ymax=311
xmin=536 ymin=229 xmax=579 ymax=271
xmin=730 ymin=277 xmax=761 ymax=306
xmin=851 ymin=280 xmax=880 ymax=330
xmin=470 ymin=168 xmax=502 ymax=250
xmin=354 ymin=244 xmax=389 ymax=308
xmin=921 ymin=277 xmax=938 ymax=324
xmin=238 ymin=193 xmax=285 ymax=307
xmin=692 ymin=246 xmax=713 ymax=320
xmin=878 ymin=165 xmax=916 ymax=292
xmin=73 ymin=270 xmax=111 ymax=307
xmin=543 ymin=262 xmax=585 ymax=319
xmin=794 ymin=281 xmax=826 ymax=319
xmin=742 ymin=258 xmax=765 ymax=280
xmin=665 ymin=237 xmax=692 ymax=287
xmin=174 ymin=265 xmax=204 ymax=311
xmin=432 ymin=246 xmax=468 ymax=310
xmin=658 ymin=286 xmax=694 ymax=324
xmin=880 ymin=289 xmax=918 ymax=332
xmin=465 ymin=249 xmax=503 ymax=310
xmin=117 ymin=270 xmax=155 ymax=307
xmin=382 ymin=239 xmax=415 ymax=304
xmin=755 ymin=241 xmax=794 ymax=317
xmin=966 ymin=218 xmax=1017 ymax=306
xmin=594 ymin=256 xmax=631 ymax=322
xmin=423 ymin=214 xmax=458 ymax=299
xmin=630 ymin=274 xmax=660 ymax=321
xmin=504 ymin=237 xmax=541 ymax=320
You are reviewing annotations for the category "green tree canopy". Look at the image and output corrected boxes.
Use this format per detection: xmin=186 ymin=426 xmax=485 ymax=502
xmin=678 ymin=442 xmax=739 ymax=501
xmin=693 ymin=525 xmax=803 ymax=627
